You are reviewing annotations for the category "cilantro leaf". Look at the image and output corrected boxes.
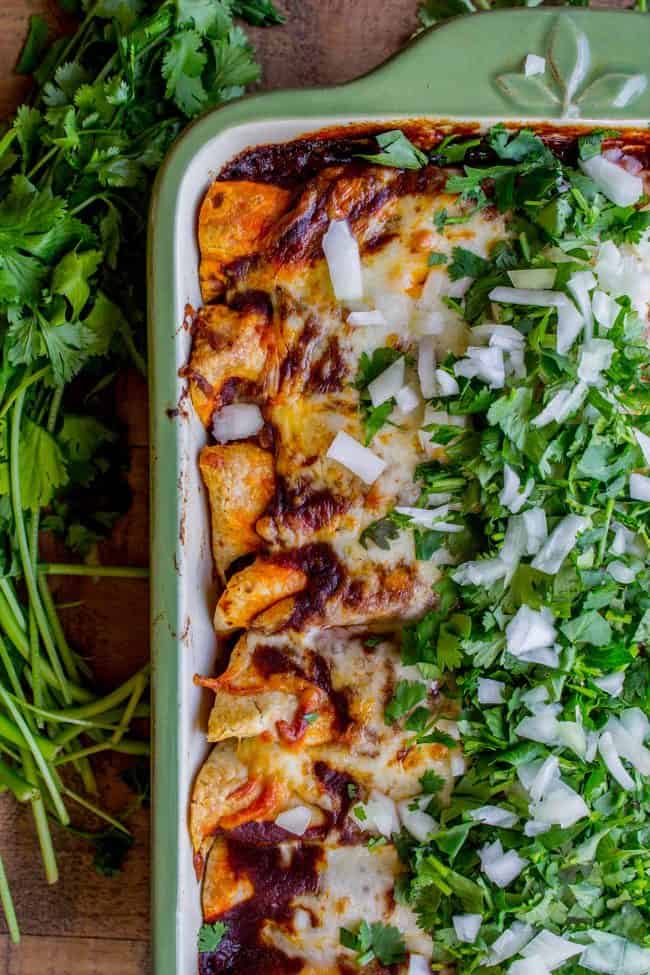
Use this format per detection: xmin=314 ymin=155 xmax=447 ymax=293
xmin=354 ymin=347 xmax=402 ymax=443
xmin=162 ymin=30 xmax=207 ymax=116
xmin=231 ymin=0 xmax=286 ymax=25
xmin=197 ymin=921 xmax=227 ymax=952
xmin=51 ymin=249 xmax=103 ymax=319
xmin=340 ymin=921 xmax=406 ymax=966
xmin=15 ymin=15 xmax=49 ymax=75
xmin=420 ymin=770 xmax=445 ymax=795
xmin=448 ymin=246 xmax=490 ymax=281
xmin=359 ymin=516 xmax=400 ymax=551
xmin=427 ymin=251 xmax=447 ymax=266
xmin=358 ymin=130 xmax=428 ymax=171
xmin=385 ymin=680 xmax=427 ymax=725
xmin=578 ymin=129 xmax=620 ymax=161
xmin=561 ymin=610 xmax=613 ymax=647
xmin=19 ymin=417 xmax=69 ymax=510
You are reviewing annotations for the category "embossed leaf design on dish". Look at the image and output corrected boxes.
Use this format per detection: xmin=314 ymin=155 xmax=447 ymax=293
xmin=495 ymin=14 xmax=647 ymax=118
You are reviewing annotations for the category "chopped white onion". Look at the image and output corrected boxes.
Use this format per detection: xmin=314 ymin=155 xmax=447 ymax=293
xmin=275 ymin=805 xmax=312 ymax=836
xmin=454 ymin=346 xmax=505 ymax=389
xmin=326 ymin=431 xmax=386 ymax=485
xmin=522 ymin=930 xmax=583 ymax=969
xmin=347 ymin=309 xmax=387 ymax=327
xmin=523 ymin=507 xmax=548 ymax=555
xmin=608 ymin=560 xmax=639 ymax=584
xmin=525 ymin=820 xmax=551 ymax=837
xmin=522 ymin=686 xmax=550 ymax=709
xmin=500 ymin=464 xmax=534 ymax=514
xmin=354 ymin=791 xmax=400 ymax=837
xmin=453 ymin=558 xmax=507 ymax=586
xmin=620 ymin=707 xmax=649 ymax=742
xmin=531 ymin=382 xmax=588 ymax=428
xmin=395 ymin=384 xmax=420 ymax=414
xmin=469 ymin=805 xmax=518 ymax=828
xmin=592 ymin=290 xmax=619 ymax=331
xmin=580 ymin=932 xmax=650 ymax=974
xmin=395 ymin=505 xmax=446 ymax=527
xmin=532 ymin=780 xmax=589 ymax=828
xmin=578 ymin=339 xmax=614 ymax=385
xmin=510 ymin=957 xmax=551 ymax=975
xmin=524 ymin=53 xmax=546 ymax=76
xmin=485 ymin=922 xmax=534 ymax=964
xmin=556 ymin=300 xmax=584 ymax=355
xmin=472 ymin=323 xmax=525 ymax=350
xmin=453 ymin=914 xmax=482 ymax=944
xmin=489 ymin=286 xmax=569 ymax=308
xmin=529 ymin=755 xmax=560 ymax=802
xmin=531 ymin=513 xmax=589 ymax=575
xmin=599 ymin=731 xmax=635 ymax=790
xmin=212 ymin=403 xmax=264 ymax=443
xmin=418 ymin=337 xmax=437 ymax=398
xmin=450 ymin=751 xmax=466 ymax=776
xmin=397 ymin=797 xmax=438 ymax=842
xmin=478 ymin=678 xmax=505 ymax=705
xmin=407 ymin=955 xmax=432 ymax=975
xmin=481 ymin=847 xmax=528 ymax=888
xmin=579 ymin=154 xmax=643 ymax=207
xmin=506 ymin=605 xmax=556 ymax=658
xmin=594 ymin=672 xmax=625 ymax=698
xmin=611 ymin=522 xmax=646 ymax=558
xmin=435 ymin=368 xmax=460 ymax=397
xmin=508 ymin=267 xmax=556 ymax=289
xmin=568 ymin=270 xmax=596 ymax=338
xmin=634 ymin=428 xmax=650 ymax=465
xmin=606 ymin=718 xmax=650 ymax=775
xmin=368 ymin=357 xmax=405 ymax=407
xmin=447 ymin=275 xmax=473 ymax=297
xmin=516 ymin=706 xmax=561 ymax=745
xmin=322 ymin=219 xmax=363 ymax=301
xmin=630 ymin=472 xmax=650 ymax=502
xmin=558 ymin=719 xmax=588 ymax=758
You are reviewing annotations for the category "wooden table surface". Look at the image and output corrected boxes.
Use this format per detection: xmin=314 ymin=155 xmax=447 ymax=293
xmin=0 ymin=2 xmax=421 ymax=972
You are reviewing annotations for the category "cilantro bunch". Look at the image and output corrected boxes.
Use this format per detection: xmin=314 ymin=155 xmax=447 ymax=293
xmin=0 ymin=0 xmax=284 ymax=943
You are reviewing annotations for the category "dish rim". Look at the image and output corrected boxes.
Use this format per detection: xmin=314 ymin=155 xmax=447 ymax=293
xmin=147 ymin=8 xmax=650 ymax=973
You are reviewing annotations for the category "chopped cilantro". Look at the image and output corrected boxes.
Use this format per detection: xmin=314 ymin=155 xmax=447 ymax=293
xmin=354 ymin=347 xmax=403 ymax=443
xmin=427 ymin=251 xmax=448 ymax=266
xmin=385 ymin=680 xmax=427 ymax=725
xmin=198 ymin=921 xmax=227 ymax=953
xmin=358 ymin=130 xmax=428 ymax=170
xmin=578 ymin=129 xmax=620 ymax=160
xmin=340 ymin=921 xmax=406 ymax=966
xmin=448 ymin=246 xmax=490 ymax=281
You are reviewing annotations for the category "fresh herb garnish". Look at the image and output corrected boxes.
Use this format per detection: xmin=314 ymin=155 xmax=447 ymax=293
xmin=340 ymin=920 xmax=407 ymax=966
xmin=384 ymin=680 xmax=427 ymax=724
xmin=354 ymin=347 xmax=403 ymax=443
xmin=448 ymin=246 xmax=490 ymax=281
xmin=358 ymin=130 xmax=428 ymax=170
xmin=198 ymin=921 xmax=228 ymax=953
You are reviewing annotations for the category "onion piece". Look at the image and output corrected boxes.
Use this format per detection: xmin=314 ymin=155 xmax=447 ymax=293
xmin=453 ymin=558 xmax=507 ymax=586
xmin=469 ymin=805 xmax=518 ymax=828
xmin=634 ymin=428 xmax=650 ymax=465
xmin=578 ymin=339 xmax=614 ymax=385
xmin=353 ymin=791 xmax=400 ymax=837
xmin=368 ymin=357 xmax=405 ymax=407
xmin=418 ymin=337 xmax=437 ymax=398
xmin=620 ymin=707 xmax=649 ymax=742
xmin=532 ymin=780 xmax=589 ymax=828
xmin=500 ymin=464 xmax=534 ymax=513
xmin=485 ymin=922 xmax=534 ymax=964
xmin=478 ymin=678 xmax=505 ymax=705
xmin=523 ymin=507 xmax=548 ymax=555
xmin=510 ymin=957 xmax=551 ymax=975
xmin=454 ymin=346 xmax=505 ymax=389
xmin=525 ymin=820 xmax=551 ymax=837
xmin=407 ymin=955 xmax=432 ymax=975
xmin=531 ymin=513 xmax=589 ymax=575
xmin=397 ymin=797 xmax=437 ymax=842
xmin=529 ymin=755 xmax=560 ymax=802
xmin=580 ymin=932 xmax=650 ymax=974
xmin=480 ymin=847 xmax=527 ymax=888
xmin=630 ymin=473 xmax=650 ymax=501
xmin=531 ymin=382 xmax=588 ymax=428
xmin=506 ymin=605 xmax=556 ymax=658
xmin=599 ymin=731 xmax=635 ymax=790
xmin=322 ymin=219 xmax=363 ymax=301
xmin=394 ymin=505 xmax=448 ymax=527
xmin=489 ymin=286 xmax=569 ymax=308
xmin=435 ymin=368 xmax=460 ymax=397
xmin=275 ymin=805 xmax=312 ymax=836
xmin=508 ymin=268 xmax=556 ymax=289
xmin=395 ymin=384 xmax=420 ymax=414
xmin=524 ymin=53 xmax=546 ymax=76
xmin=579 ymin=154 xmax=643 ymax=207
xmin=453 ymin=914 xmax=482 ymax=944
xmin=212 ymin=403 xmax=264 ymax=443
xmin=327 ymin=431 xmax=386 ymax=484
xmin=522 ymin=930 xmax=583 ymax=969
xmin=568 ymin=270 xmax=596 ymax=338
xmin=556 ymin=299 xmax=584 ymax=354
xmin=592 ymin=290 xmax=619 ymax=331
xmin=608 ymin=560 xmax=638 ymax=584
xmin=347 ymin=309 xmax=387 ymax=327
xmin=606 ymin=719 xmax=650 ymax=775
xmin=516 ymin=706 xmax=561 ymax=745
xmin=594 ymin=672 xmax=625 ymax=698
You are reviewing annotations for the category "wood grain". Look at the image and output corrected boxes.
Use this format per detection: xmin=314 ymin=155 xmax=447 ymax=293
xmin=0 ymin=0 xmax=627 ymax=971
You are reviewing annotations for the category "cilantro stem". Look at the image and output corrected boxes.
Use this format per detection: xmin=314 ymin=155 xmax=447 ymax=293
xmin=0 ymin=684 xmax=68 ymax=824
xmin=110 ymin=671 xmax=146 ymax=745
xmin=596 ymin=497 xmax=615 ymax=567
xmin=37 ymin=575 xmax=81 ymax=684
xmin=54 ymin=738 xmax=150 ymax=765
xmin=23 ymin=751 xmax=58 ymax=885
xmin=0 ymin=712 xmax=57 ymax=762
xmin=0 ymin=129 xmax=17 ymax=163
xmin=39 ymin=563 xmax=149 ymax=578
xmin=0 ymin=366 xmax=51 ymax=421
xmin=48 ymin=665 xmax=150 ymax=721
xmin=0 ymin=579 xmax=25 ymax=632
xmin=0 ymin=758 xmax=38 ymax=804
xmin=10 ymin=391 xmax=71 ymax=703
xmin=61 ymin=785 xmax=131 ymax=836
xmin=0 ymin=851 xmax=19 ymax=944
xmin=26 ymin=145 xmax=58 ymax=182
xmin=15 ymin=698 xmax=118 ymax=731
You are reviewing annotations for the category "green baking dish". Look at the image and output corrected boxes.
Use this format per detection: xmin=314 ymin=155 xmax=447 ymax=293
xmin=147 ymin=9 xmax=650 ymax=972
